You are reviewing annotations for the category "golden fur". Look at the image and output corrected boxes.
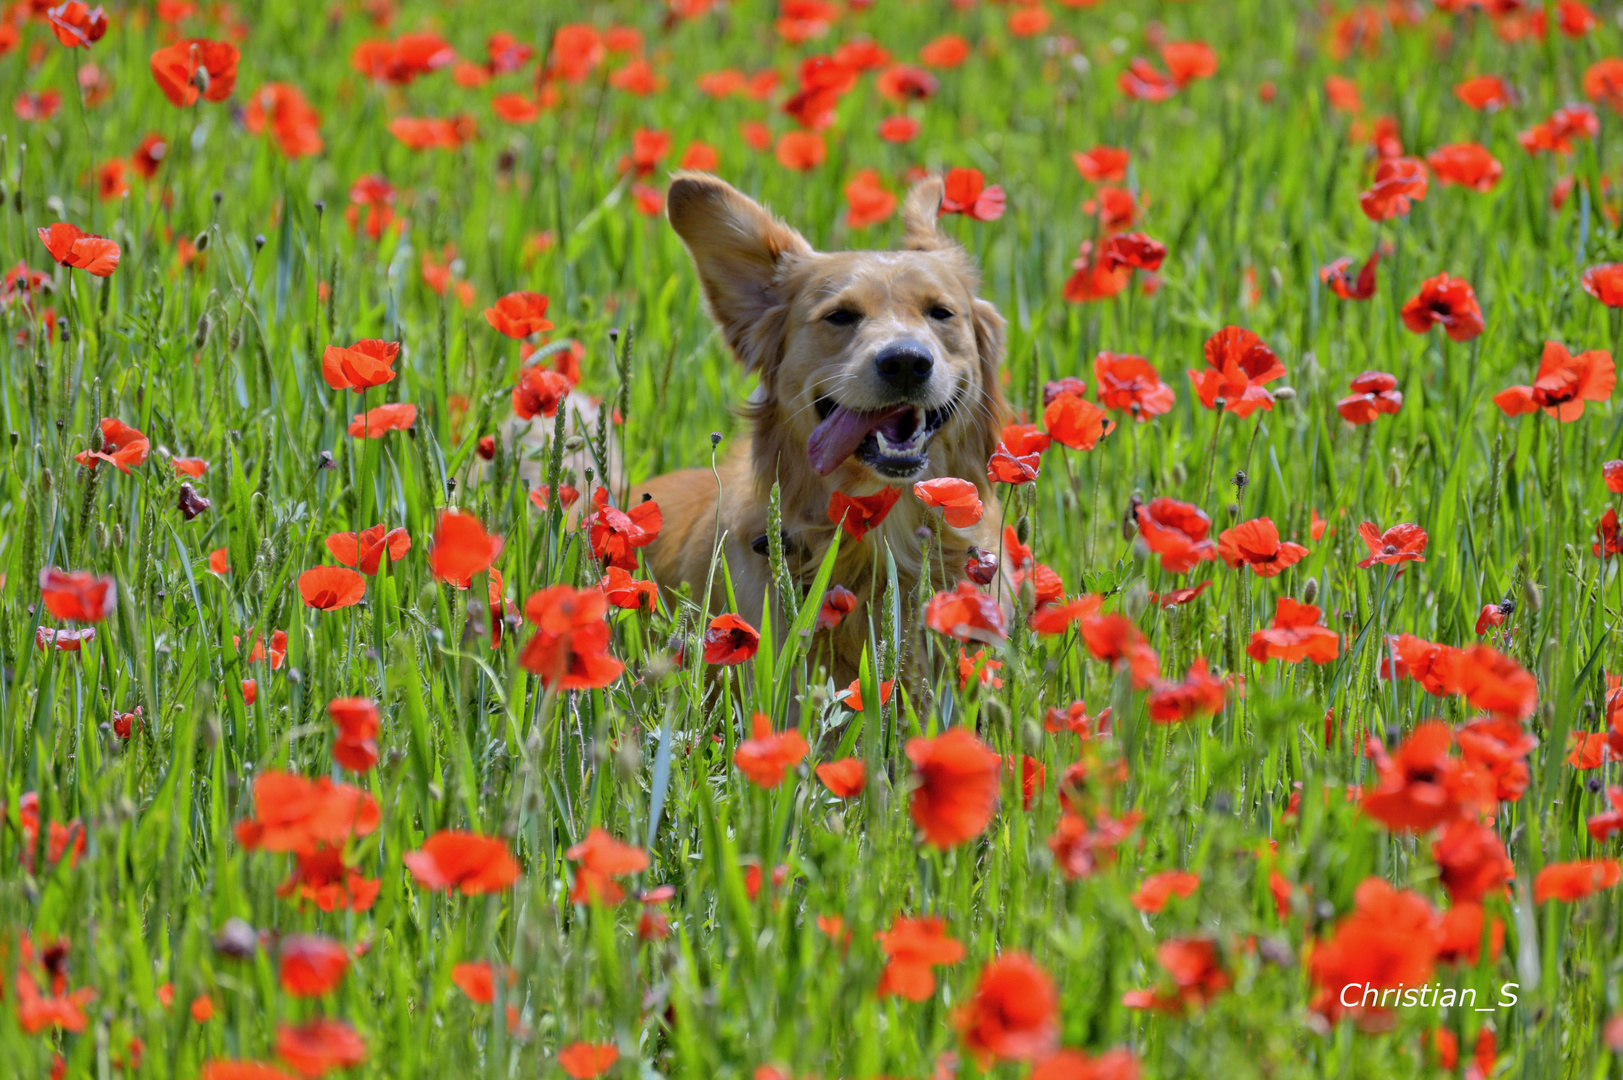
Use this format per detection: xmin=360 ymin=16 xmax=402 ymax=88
xmin=636 ymin=173 xmax=1011 ymax=686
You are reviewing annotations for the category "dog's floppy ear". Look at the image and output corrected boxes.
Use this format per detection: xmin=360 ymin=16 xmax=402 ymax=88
xmin=900 ymin=175 xmax=949 ymax=252
xmin=667 ymin=171 xmax=813 ymax=372
xmin=970 ymin=295 xmax=1010 ymax=460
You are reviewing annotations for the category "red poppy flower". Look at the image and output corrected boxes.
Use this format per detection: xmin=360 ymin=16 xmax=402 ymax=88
xmin=925 ymin=580 xmax=1007 ymax=645
xmin=817 ymin=584 xmax=858 ymax=630
xmin=1427 ymin=142 xmax=1502 ymax=192
xmin=72 ymin=417 xmax=149 ymax=474
xmin=1072 ymin=146 xmax=1130 ymax=182
xmin=566 ymin=827 xmax=647 ymax=904
xmin=1144 ymin=658 xmax=1227 ymax=722
xmin=987 ymin=441 xmax=1043 ymax=484
xmin=816 ymin=757 xmax=866 ymax=797
xmin=735 ymin=713 xmax=810 ymax=789
xmin=1077 ymin=613 xmax=1161 ymax=687
xmin=1093 ymin=352 xmax=1174 ymax=418
xmin=776 ymin=131 xmax=827 ymax=171
xmin=278 ymin=935 xmax=349 ymax=998
xmin=404 ymin=830 xmax=520 ymax=894
xmin=1534 ymin=860 xmax=1622 ymax=903
xmin=275 ymin=1017 xmax=366 ymax=1078
xmin=1135 ymin=498 xmax=1217 ymax=573
xmin=1336 ymin=371 xmax=1402 ymax=423
xmin=906 ymin=728 xmax=1000 ymax=847
xmin=1101 ymin=233 xmax=1167 ymax=273
xmin=1357 ymin=521 xmax=1428 ymax=567
xmin=939 ymin=167 xmax=1006 ymax=221
xmin=1216 ymin=517 xmax=1307 ymax=577
xmin=600 ymin=567 xmax=658 ymax=611
xmin=1519 ymin=103 xmax=1598 ymax=155
xmin=703 ymin=612 xmax=760 ymax=665
xmin=510 ymin=366 xmax=573 ymax=422
xmin=298 ymin=567 xmax=366 ymax=611
xmin=1361 ymin=722 xmax=1480 ymax=831
xmin=276 ymin=845 xmax=380 ymax=913
xmin=1358 ymin=157 xmax=1428 ymax=221
xmin=589 ymin=490 xmax=662 ymax=570
xmin=1247 ymin=597 xmax=1340 ymax=664
xmin=828 ymin=487 xmax=901 ymax=541
xmin=321 ymin=339 xmax=398 ymax=391
xmin=876 ymin=915 xmax=965 ymax=1000
xmin=558 ymin=1043 xmax=619 ymax=1080
xmin=1475 ymin=602 xmax=1510 ymax=635
xmin=174 ymin=456 xmax=208 ymax=477
xmin=1043 ymin=393 xmax=1115 ymax=451
xmin=1595 ymin=508 xmax=1622 ymax=559
xmin=39 ymin=567 xmax=116 ymax=622
xmin=244 ymin=83 xmax=324 ymax=158
xmin=47 ymin=2 xmax=107 ymax=48
xmin=325 ymin=524 xmax=410 ymax=576
xmin=38 ymin=222 xmax=121 ymax=276
xmin=234 ymin=773 xmax=379 ymax=854
xmin=1493 ymin=340 xmax=1616 ymax=421
xmin=483 ymin=291 xmax=553 ymax=338
xmin=328 ymin=698 xmax=379 ymax=772
xmin=1432 ymin=820 xmax=1513 ymax=904
xmin=955 ymin=953 xmax=1059 ymax=1064
xmin=1149 ymin=582 xmax=1213 ymax=608
xmin=518 ymin=585 xmax=624 ymax=690
xmin=1122 ymin=937 xmax=1231 ymax=1013
xmin=878 ymin=115 xmax=920 ymax=143
xmin=1456 ymin=74 xmax=1514 ymax=111
xmin=1401 ymin=274 xmax=1484 ymax=341
xmin=452 ymin=962 xmax=496 ymax=1004
xmin=150 ymin=38 xmax=240 ymax=107
xmin=1131 ymin=870 xmax=1200 ymax=914
xmin=1605 ymin=460 xmax=1623 ymax=493
xmin=1321 ymin=251 xmax=1381 ymax=301
xmin=1119 ymin=57 xmax=1178 ymax=102
xmin=1189 ymin=326 xmax=1286 ymax=418
xmin=1062 ymin=241 xmax=1133 ymax=303
xmin=1161 ymin=41 xmax=1217 ymax=85
xmin=845 ymin=169 xmax=896 ymax=229
xmin=912 ymin=477 xmax=983 ymax=528
xmin=347 ymin=402 xmax=416 ymax=438
xmin=1307 ymin=878 xmax=1439 ymax=1025
xmin=428 ymin=510 xmax=502 ymax=585
xmin=1583 ymin=263 xmax=1623 ymax=307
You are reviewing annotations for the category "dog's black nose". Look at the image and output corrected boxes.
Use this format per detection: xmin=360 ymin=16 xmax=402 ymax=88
xmin=874 ymin=341 xmax=934 ymax=394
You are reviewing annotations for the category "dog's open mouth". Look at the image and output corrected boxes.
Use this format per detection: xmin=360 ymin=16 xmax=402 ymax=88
xmin=807 ymin=392 xmax=960 ymax=478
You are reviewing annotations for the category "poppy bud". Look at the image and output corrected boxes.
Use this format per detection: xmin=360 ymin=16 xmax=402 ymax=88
xmin=1274 ymin=386 xmax=1296 ymax=401
xmin=1524 ymin=581 xmax=1543 ymax=613
xmin=1227 ymin=503 xmax=1240 ymax=520
xmin=253 ymin=234 xmax=266 ymax=251
xmin=93 ymin=522 xmax=107 ymax=549
xmin=193 ymin=230 xmax=210 ymax=252
xmin=1171 ymin=462 xmax=1187 ymax=485
xmin=1301 ymin=577 xmax=1319 ymax=605
xmin=711 ymin=431 xmax=723 ymax=447
xmin=1269 ymin=266 xmax=1284 ymax=291
xmin=228 ymin=326 xmax=243 ymax=351
xmin=1016 ymin=517 xmax=1030 ymax=543
xmin=111 ymin=523 xmax=124 ymax=548
xmin=915 ymin=525 xmax=932 ymax=544
xmin=1232 ymin=470 xmax=1249 ymax=491
xmin=564 ymin=435 xmax=585 ymax=452
xmin=1387 ymin=463 xmax=1400 ymax=487
xmin=1021 ymin=720 xmax=1043 ymax=749
xmin=11 ymin=189 xmax=21 ymax=213
xmin=42 ymin=468 xmax=53 ymax=492
xmin=1212 ymin=396 xmax=1227 ymax=410
xmin=192 ymin=66 xmax=211 ymax=94
xmin=583 ymin=467 xmax=595 ymax=486
xmin=313 ymin=199 xmax=324 ymax=215
xmin=192 ymin=313 xmax=212 ymax=349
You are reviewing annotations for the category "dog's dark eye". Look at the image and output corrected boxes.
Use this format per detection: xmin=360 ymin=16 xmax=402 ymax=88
xmin=824 ymin=309 xmax=861 ymax=327
xmin=928 ymin=305 xmax=955 ymax=321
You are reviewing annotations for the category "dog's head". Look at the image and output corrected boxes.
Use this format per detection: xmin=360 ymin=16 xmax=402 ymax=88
xmin=667 ymin=172 xmax=1007 ymax=489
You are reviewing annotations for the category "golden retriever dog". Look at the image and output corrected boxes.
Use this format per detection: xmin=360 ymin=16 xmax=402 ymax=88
xmin=638 ymin=172 xmax=1010 ymax=688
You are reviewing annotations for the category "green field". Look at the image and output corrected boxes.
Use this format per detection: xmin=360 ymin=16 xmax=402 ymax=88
xmin=4 ymin=1 xmax=1623 ymax=1077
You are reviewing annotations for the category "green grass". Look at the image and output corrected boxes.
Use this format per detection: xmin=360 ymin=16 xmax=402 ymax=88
xmin=4 ymin=1 xmax=1623 ymax=1077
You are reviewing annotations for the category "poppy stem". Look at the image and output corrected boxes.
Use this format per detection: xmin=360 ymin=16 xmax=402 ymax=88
xmin=1199 ymin=408 xmax=1226 ymax=510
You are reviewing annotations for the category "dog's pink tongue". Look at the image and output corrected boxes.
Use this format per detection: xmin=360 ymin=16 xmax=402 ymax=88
xmin=807 ymin=404 xmax=909 ymax=476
